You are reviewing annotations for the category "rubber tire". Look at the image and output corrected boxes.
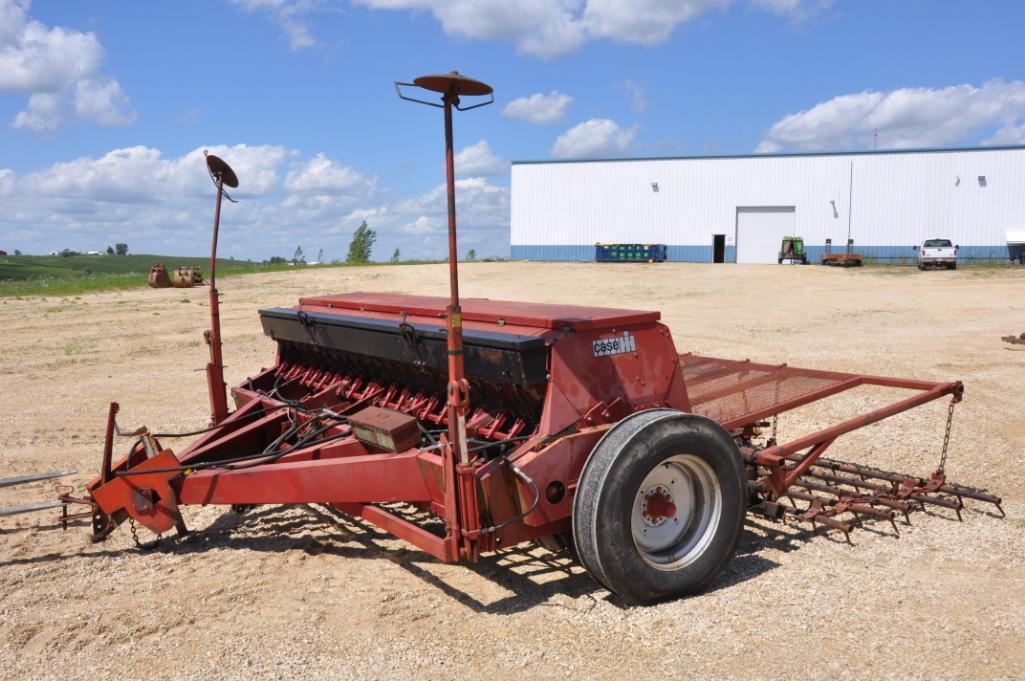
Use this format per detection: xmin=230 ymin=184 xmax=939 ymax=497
xmin=572 ymin=409 xmax=747 ymax=605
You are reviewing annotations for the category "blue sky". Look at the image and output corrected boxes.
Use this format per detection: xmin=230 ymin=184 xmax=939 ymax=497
xmin=2 ymin=0 xmax=1024 ymax=260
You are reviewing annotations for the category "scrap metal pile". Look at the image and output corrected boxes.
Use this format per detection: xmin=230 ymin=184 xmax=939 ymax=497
xmin=1 ymin=72 xmax=1004 ymax=605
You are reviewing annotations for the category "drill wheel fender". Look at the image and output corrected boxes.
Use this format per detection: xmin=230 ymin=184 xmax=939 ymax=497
xmin=572 ymin=409 xmax=747 ymax=605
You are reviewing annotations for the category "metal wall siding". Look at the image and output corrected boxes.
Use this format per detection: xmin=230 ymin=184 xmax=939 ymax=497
xmin=511 ymin=148 xmax=1025 ymax=260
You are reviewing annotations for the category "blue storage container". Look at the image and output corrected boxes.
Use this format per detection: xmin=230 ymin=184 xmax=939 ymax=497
xmin=595 ymin=243 xmax=667 ymax=263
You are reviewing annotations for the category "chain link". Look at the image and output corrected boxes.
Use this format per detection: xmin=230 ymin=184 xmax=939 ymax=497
xmin=938 ymin=396 xmax=956 ymax=473
xmin=128 ymin=517 xmax=160 ymax=549
xmin=771 ymin=414 xmax=778 ymax=443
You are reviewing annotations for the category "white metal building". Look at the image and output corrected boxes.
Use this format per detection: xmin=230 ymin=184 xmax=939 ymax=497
xmin=510 ymin=146 xmax=1025 ymax=264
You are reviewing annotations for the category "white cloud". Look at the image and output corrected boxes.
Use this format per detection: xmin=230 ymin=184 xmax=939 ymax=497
xmin=0 ymin=1 xmax=104 ymax=92
xmin=0 ymin=144 xmax=511 ymax=261
xmin=22 ymin=144 xmax=291 ymax=203
xmin=0 ymin=168 xmax=14 ymax=195
xmin=757 ymin=80 xmax=1025 ymax=152
xmin=353 ymin=0 xmax=821 ymax=58
xmin=582 ymin=0 xmax=727 ymax=45
xmin=618 ymin=79 xmax=647 ymax=113
xmin=233 ymin=0 xmax=837 ymax=58
xmin=0 ymin=0 xmax=134 ymax=132
xmin=284 ymin=153 xmax=375 ymax=194
xmin=376 ymin=175 xmax=510 ymax=255
xmin=356 ymin=0 xmax=587 ymax=58
xmin=502 ymin=90 xmax=573 ymax=125
xmin=11 ymin=92 xmax=62 ymax=132
xmin=230 ymin=0 xmax=323 ymax=49
xmin=986 ymin=122 xmax=1025 ymax=145
xmin=750 ymin=0 xmax=833 ymax=19
xmin=402 ymin=216 xmax=439 ymax=234
xmin=551 ymin=118 xmax=638 ymax=158
xmin=73 ymin=77 xmax=136 ymax=128
xmin=453 ymin=140 xmax=506 ymax=176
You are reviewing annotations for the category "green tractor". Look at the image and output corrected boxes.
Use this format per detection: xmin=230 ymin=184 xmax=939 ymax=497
xmin=778 ymin=236 xmax=808 ymax=264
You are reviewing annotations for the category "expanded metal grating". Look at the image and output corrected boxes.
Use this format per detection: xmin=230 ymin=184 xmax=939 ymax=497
xmin=680 ymin=355 xmax=859 ymax=430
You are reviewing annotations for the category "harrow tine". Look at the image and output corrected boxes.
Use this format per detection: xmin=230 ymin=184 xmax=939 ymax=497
xmin=801 ymin=469 xmax=963 ymax=514
xmin=787 ymin=487 xmax=899 ymax=535
xmin=800 ymin=458 xmax=1002 ymax=509
xmin=754 ymin=448 xmax=1002 ymax=542
xmin=779 ymin=497 xmax=853 ymax=543
xmin=796 ymin=478 xmax=911 ymax=518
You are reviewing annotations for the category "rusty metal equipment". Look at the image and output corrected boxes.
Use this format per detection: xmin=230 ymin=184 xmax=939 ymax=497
xmin=349 ymin=406 xmax=421 ymax=452
xmin=821 ymin=238 xmax=863 ymax=267
xmin=17 ymin=72 xmax=1004 ymax=606
xmin=171 ymin=266 xmax=204 ymax=288
xmin=202 ymin=150 xmax=238 ymax=426
xmin=148 ymin=263 xmax=171 ymax=288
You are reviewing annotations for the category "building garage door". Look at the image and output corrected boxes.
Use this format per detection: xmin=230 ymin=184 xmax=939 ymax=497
xmin=735 ymin=207 xmax=796 ymax=264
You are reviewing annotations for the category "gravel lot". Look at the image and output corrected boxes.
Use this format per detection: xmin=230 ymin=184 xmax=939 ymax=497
xmin=1 ymin=262 xmax=1023 ymax=681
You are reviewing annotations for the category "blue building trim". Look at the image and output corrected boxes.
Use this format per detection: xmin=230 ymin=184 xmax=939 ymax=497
xmin=512 ymin=244 xmax=1014 ymax=263
xmin=511 ymin=144 xmax=1025 ymax=167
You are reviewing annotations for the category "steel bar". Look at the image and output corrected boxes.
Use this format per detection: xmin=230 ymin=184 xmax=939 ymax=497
xmin=786 ymin=488 xmax=899 ymax=528
xmin=101 ymin=402 xmax=119 ymax=484
xmin=800 ymin=457 xmax=1002 ymax=507
xmin=178 ymin=451 xmax=434 ymax=505
xmin=782 ymin=437 xmax=836 ymax=490
xmin=801 ymin=469 xmax=962 ymax=511
xmin=0 ymin=469 xmax=76 ymax=489
xmin=206 ymin=170 xmax=229 ymax=425
xmin=794 ymin=478 xmax=911 ymax=516
xmin=754 ymin=383 xmax=956 ymax=464
xmin=0 ymin=500 xmax=66 ymax=517
xmin=333 ymin=502 xmax=455 ymax=561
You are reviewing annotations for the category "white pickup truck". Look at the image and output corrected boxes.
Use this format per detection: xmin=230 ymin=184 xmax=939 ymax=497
xmin=918 ymin=238 xmax=958 ymax=270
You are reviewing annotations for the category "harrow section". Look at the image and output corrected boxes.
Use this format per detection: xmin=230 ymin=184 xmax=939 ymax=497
xmin=676 ymin=355 xmax=1004 ymax=539
xmin=747 ymin=455 xmax=1005 ymax=541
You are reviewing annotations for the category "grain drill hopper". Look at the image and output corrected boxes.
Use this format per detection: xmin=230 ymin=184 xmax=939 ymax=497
xmin=12 ymin=73 xmax=1003 ymax=605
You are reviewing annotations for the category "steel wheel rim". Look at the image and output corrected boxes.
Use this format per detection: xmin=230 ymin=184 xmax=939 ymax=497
xmin=630 ymin=454 xmax=722 ymax=571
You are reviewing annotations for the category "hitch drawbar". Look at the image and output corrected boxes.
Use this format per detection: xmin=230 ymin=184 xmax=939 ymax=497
xmin=0 ymin=470 xmax=92 ymax=529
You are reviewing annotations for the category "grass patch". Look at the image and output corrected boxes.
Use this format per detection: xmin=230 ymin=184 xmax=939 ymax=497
xmin=0 ymin=258 xmax=291 ymax=298
xmin=0 ymin=254 xmax=452 ymax=298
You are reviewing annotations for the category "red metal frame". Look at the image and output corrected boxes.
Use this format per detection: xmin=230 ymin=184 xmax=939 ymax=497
xmin=81 ymin=291 xmax=994 ymax=560
xmin=66 ymin=73 xmax=1002 ymax=560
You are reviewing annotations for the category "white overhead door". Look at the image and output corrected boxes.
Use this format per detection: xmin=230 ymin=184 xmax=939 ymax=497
xmin=736 ymin=207 xmax=796 ymax=264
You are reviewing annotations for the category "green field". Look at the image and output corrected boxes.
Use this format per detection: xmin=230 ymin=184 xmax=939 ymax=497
xmin=0 ymin=253 xmax=289 ymax=297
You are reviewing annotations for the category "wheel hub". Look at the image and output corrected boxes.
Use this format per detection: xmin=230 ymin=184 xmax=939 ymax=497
xmin=631 ymin=454 xmax=723 ymax=571
xmin=642 ymin=486 xmax=677 ymax=525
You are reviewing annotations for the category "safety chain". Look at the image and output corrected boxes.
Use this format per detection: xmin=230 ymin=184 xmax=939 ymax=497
xmin=937 ymin=397 xmax=956 ymax=473
xmin=128 ymin=517 xmax=161 ymax=550
xmin=770 ymin=414 xmax=778 ymax=444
